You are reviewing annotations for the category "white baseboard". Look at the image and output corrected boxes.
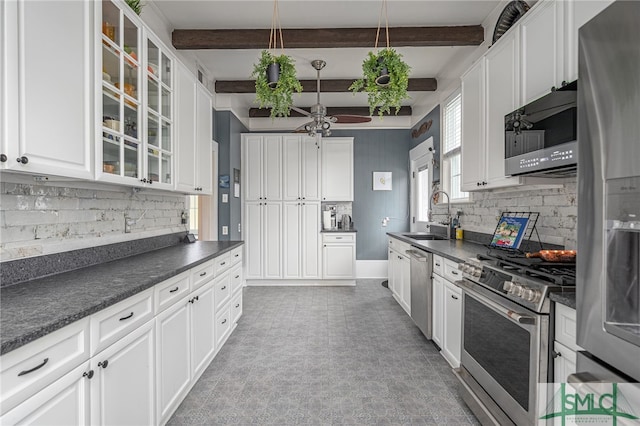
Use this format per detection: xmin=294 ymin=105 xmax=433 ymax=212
xmin=355 ymin=260 xmax=388 ymax=279
xmin=246 ymin=279 xmax=356 ymax=287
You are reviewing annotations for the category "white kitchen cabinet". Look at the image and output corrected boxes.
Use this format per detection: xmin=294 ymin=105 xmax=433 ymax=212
xmin=0 ymin=362 xmax=91 ymax=426
xmin=387 ymin=237 xmax=411 ymax=314
xmin=442 ymin=280 xmax=462 ymax=368
xmin=243 ymin=135 xmax=282 ymax=201
xmin=190 ymin=281 xmax=216 ymax=379
xmin=283 ymin=136 xmax=321 ymax=201
xmin=175 ymin=63 xmax=197 ymax=193
xmin=283 ymin=202 xmax=321 ymax=279
xmin=399 ymin=254 xmax=411 ymax=315
xmin=321 ymin=137 xmax=354 ymax=201
xmin=194 ymin=84 xmax=213 ymax=194
xmin=91 ymin=319 xmax=155 ymax=426
xmin=432 ymin=273 xmax=444 ymax=348
xmin=2 ymin=0 xmax=93 ymax=179
xmin=156 ymin=296 xmax=191 ymax=424
xmin=244 ymin=201 xmax=282 ymax=279
xmin=322 ymin=233 xmax=356 ymax=280
xmin=553 ymin=303 xmax=583 ymax=383
xmin=460 ymin=58 xmax=486 ymax=191
xmin=553 ymin=340 xmax=577 ymax=384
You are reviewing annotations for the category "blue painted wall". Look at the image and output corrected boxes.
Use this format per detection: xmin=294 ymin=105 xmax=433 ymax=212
xmin=328 ymin=129 xmax=412 ymax=260
xmin=410 ymin=105 xmax=441 ymax=183
xmin=214 ymin=110 xmax=247 ymax=241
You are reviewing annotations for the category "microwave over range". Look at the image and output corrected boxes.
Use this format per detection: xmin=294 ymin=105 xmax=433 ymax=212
xmin=504 ymin=81 xmax=577 ymax=177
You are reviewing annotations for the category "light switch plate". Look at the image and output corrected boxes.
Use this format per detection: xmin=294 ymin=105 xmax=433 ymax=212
xmin=222 ymin=226 xmax=228 ymax=235
xmin=222 ymin=193 xmax=228 ymax=203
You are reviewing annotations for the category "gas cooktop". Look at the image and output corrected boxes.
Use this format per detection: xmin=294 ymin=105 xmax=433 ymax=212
xmin=478 ymin=252 xmax=576 ymax=286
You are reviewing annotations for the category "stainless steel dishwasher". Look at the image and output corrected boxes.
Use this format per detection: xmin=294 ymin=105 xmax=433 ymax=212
xmin=406 ymin=247 xmax=433 ymax=340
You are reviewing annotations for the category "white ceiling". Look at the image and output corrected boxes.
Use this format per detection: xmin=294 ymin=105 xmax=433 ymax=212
xmin=150 ymin=0 xmax=502 ymax=127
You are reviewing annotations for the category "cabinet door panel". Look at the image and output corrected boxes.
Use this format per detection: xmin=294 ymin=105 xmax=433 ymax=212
xmin=263 ymin=202 xmax=282 ymax=279
xmin=321 ymin=138 xmax=353 ymax=201
xmin=461 ymin=59 xmax=485 ymax=191
xmin=283 ymin=202 xmax=301 ymax=279
xmin=14 ymin=0 xmax=92 ymax=178
xmin=245 ymin=202 xmax=263 ymax=279
xmin=323 ymin=244 xmax=354 ymax=279
xmin=400 ymin=255 xmax=411 ymax=315
xmin=244 ymin=136 xmax=263 ymax=201
xmin=432 ymin=274 xmax=444 ymax=347
xmin=443 ymin=281 xmax=462 ymax=368
xmin=91 ymin=321 xmax=155 ymax=426
xmin=282 ymin=136 xmax=301 ymax=201
xmin=175 ymin=64 xmax=196 ymax=192
xmin=195 ymin=85 xmax=212 ymax=194
xmin=191 ymin=283 xmax=215 ymax=379
xmin=301 ymin=137 xmax=321 ymax=200
xmin=301 ymin=202 xmax=321 ymax=279
xmin=263 ymin=136 xmax=282 ymax=201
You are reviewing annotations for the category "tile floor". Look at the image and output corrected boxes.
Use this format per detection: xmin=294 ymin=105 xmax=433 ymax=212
xmin=168 ymin=280 xmax=480 ymax=425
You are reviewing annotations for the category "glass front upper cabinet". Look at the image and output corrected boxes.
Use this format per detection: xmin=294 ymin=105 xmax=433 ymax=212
xmin=101 ymin=0 xmax=141 ymax=181
xmin=146 ymin=38 xmax=173 ymax=186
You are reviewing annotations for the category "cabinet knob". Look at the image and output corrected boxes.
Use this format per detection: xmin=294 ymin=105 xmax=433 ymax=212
xmin=83 ymin=370 xmax=94 ymax=379
xmin=482 ymin=181 xmax=487 ymax=186
xmin=141 ymin=178 xmax=147 ymax=183
xmin=552 ymin=350 xmax=562 ymax=359
xmin=16 ymin=156 xmax=28 ymax=164
xmin=0 ymin=154 xmax=7 ymax=162
xmin=561 ymin=80 xmax=568 ymax=87
xmin=477 ymin=182 xmax=481 ymax=186
xmin=98 ymin=360 xmax=109 ymax=369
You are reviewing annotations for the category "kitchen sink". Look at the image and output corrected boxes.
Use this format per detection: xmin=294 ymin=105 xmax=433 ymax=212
xmin=401 ymin=233 xmax=447 ymax=241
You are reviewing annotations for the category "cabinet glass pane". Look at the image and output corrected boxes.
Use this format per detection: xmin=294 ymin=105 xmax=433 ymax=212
xmin=124 ymin=103 xmax=138 ymax=139
xmin=161 ymin=88 xmax=171 ymax=119
xmin=147 ymin=39 xmax=159 ymax=75
xmin=148 ymin=77 xmax=159 ymax=113
xmin=161 ymin=53 xmax=171 ymax=87
xmin=101 ymin=2 xmax=119 ymax=46
xmin=103 ymin=89 xmax=120 ymax=132
xmin=103 ymin=133 xmax=121 ymax=175
xmin=122 ymin=61 xmax=138 ymax=103
xmin=162 ymin=155 xmax=171 ymax=184
xmin=123 ymin=15 xmax=138 ymax=58
xmin=147 ymin=148 xmax=160 ymax=182
xmin=102 ymin=45 xmax=119 ymax=85
xmin=147 ymin=115 xmax=159 ymax=147
xmin=161 ymin=120 xmax=171 ymax=151
xmin=124 ymin=140 xmax=139 ymax=178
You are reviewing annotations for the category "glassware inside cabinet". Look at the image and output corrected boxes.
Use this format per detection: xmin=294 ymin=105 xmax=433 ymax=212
xmin=147 ymin=115 xmax=159 ymax=147
xmin=102 ymin=132 xmax=120 ymax=175
xmin=162 ymin=155 xmax=171 ymax=184
xmin=147 ymin=147 xmax=160 ymax=182
xmin=161 ymin=120 xmax=171 ymax=151
xmin=148 ymin=77 xmax=159 ymax=114
xmin=101 ymin=2 xmax=119 ymax=46
xmin=124 ymin=140 xmax=139 ymax=178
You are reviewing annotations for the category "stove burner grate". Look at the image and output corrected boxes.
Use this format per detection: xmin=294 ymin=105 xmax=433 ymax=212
xmin=479 ymin=253 xmax=576 ymax=286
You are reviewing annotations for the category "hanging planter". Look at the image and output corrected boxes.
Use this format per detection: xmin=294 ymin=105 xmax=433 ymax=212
xmin=251 ymin=0 xmax=302 ymax=118
xmin=349 ymin=0 xmax=410 ymax=117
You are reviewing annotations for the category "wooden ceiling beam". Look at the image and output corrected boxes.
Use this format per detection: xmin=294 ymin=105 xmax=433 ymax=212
xmin=249 ymin=106 xmax=412 ymax=118
xmin=172 ymin=26 xmax=484 ymax=50
xmin=216 ymin=78 xmax=436 ymax=93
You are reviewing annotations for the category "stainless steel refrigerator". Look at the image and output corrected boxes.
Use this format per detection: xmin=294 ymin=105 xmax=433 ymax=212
xmin=576 ymin=0 xmax=640 ymax=382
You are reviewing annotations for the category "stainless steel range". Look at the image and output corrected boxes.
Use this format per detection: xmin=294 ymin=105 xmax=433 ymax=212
xmin=454 ymin=253 xmax=576 ymax=426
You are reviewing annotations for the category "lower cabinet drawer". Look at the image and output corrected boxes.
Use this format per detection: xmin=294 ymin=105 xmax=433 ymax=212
xmin=213 ymin=253 xmax=231 ymax=276
xmin=214 ymin=272 xmax=231 ymax=311
xmin=229 ymin=246 xmax=243 ymax=266
xmin=215 ymin=305 xmax=232 ymax=347
xmin=231 ymin=292 xmax=243 ymax=324
xmin=443 ymin=258 xmax=461 ymax=282
xmin=0 ymin=318 xmax=90 ymax=415
xmin=154 ymin=272 xmax=190 ymax=315
xmin=230 ymin=264 xmax=243 ymax=294
xmin=191 ymin=260 xmax=214 ymax=290
xmin=432 ymin=255 xmax=444 ymax=277
xmin=90 ymin=288 xmax=154 ymax=355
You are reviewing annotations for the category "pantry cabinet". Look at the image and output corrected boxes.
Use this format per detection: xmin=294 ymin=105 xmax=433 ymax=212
xmin=244 ymin=135 xmax=282 ymax=201
xmin=245 ymin=201 xmax=282 ymax=279
xmin=283 ymin=202 xmax=322 ymax=279
xmin=283 ymin=135 xmax=321 ymax=201
xmin=321 ymin=138 xmax=354 ymax=201
xmin=2 ymin=0 xmax=93 ymax=179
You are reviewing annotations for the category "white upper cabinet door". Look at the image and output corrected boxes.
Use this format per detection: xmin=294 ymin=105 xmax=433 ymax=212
xmin=9 ymin=0 xmax=93 ymax=179
xmin=520 ymin=0 xmax=564 ymax=105
xmin=175 ymin=63 xmax=197 ymax=192
xmin=244 ymin=136 xmax=264 ymax=201
xmin=461 ymin=58 xmax=486 ymax=191
xmin=301 ymin=136 xmax=321 ymax=201
xmin=1 ymin=0 xmax=17 ymax=170
xmin=301 ymin=202 xmax=321 ymax=279
xmin=282 ymin=136 xmax=301 ymax=201
xmin=263 ymin=202 xmax=282 ymax=279
xmin=282 ymin=202 xmax=301 ymax=279
xmin=263 ymin=136 xmax=282 ymax=201
xmin=484 ymin=29 xmax=520 ymax=189
xmin=195 ymin=84 xmax=213 ymax=194
xmin=321 ymin=138 xmax=354 ymax=201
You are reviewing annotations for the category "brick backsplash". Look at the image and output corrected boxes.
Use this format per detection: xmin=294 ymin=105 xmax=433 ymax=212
xmin=0 ymin=182 xmax=187 ymax=261
xmin=429 ymin=178 xmax=577 ymax=249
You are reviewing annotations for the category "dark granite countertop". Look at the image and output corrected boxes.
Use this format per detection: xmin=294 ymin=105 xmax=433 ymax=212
xmin=321 ymin=229 xmax=357 ymax=233
xmin=386 ymin=232 xmax=487 ymax=263
xmin=550 ymin=291 xmax=577 ymax=309
xmin=0 ymin=241 xmax=243 ymax=355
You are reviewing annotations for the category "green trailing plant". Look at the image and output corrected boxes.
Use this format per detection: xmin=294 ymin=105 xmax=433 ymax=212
xmin=349 ymin=48 xmax=411 ymax=118
xmin=125 ymin=0 xmax=143 ymax=15
xmin=252 ymin=50 xmax=303 ymax=118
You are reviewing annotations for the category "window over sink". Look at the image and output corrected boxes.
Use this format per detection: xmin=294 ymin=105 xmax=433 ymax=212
xmin=442 ymin=90 xmax=469 ymax=202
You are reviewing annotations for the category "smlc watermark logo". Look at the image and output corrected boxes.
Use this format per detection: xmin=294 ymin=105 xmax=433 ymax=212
xmin=539 ymin=382 xmax=640 ymax=425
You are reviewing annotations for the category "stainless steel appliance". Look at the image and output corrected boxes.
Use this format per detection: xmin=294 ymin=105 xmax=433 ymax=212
xmin=504 ymin=82 xmax=577 ymax=177
xmin=454 ymin=254 xmax=576 ymax=425
xmin=575 ymin=0 xmax=640 ymax=383
xmin=406 ymin=248 xmax=433 ymax=340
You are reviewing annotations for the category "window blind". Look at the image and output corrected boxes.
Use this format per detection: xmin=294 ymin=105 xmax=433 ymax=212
xmin=443 ymin=93 xmax=462 ymax=154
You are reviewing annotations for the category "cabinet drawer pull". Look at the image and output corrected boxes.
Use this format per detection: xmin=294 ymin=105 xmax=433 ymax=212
xmin=451 ymin=270 xmax=459 ymax=276
xmin=83 ymin=370 xmax=94 ymax=379
xmin=18 ymin=358 xmax=49 ymax=376
xmin=199 ymin=272 xmax=207 ymax=277
xmin=336 ymin=237 xmax=343 ymax=240
xmin=221 ymin=286 xmax=226 ymax=290
xmin=221 ymin=319 xmax=227 ymax=325
xmin=435 ymin=262 xmax=440 ymax=267
xmin=235 ymin=275 xmax=240 ymax=279
xmin=169 ymin=286 xmax=179 ymax=293
xmin=98 ymin=360 xmax=109 ymax=369
xmin=220 ymin=261 xmax=226 ymax=266
xmin=451 ymin=294 xmax=459 ymax=300
xmin=119 ymin=312 xmax=134 ymax=321
xmin=235 ymin=304 xmax=240 ymax=308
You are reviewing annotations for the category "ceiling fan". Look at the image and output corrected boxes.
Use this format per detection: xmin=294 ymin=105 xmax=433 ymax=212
xmin=292 ymin=59 xmax=371 ymax=137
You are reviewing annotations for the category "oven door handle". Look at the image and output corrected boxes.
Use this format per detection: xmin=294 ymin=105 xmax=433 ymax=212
xmin=458 ymin=279 xmax=538 ymax=327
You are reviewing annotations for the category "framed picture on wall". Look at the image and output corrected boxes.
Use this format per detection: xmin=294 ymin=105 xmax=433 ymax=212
xmin=373 ymin=172 xmax=392 ymax=191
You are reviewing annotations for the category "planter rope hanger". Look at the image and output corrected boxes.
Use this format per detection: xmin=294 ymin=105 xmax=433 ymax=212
xmin=267 ymin=0 xmax=284 ymax=87
xmin=374 ymin=0 xmax=392 ymax=86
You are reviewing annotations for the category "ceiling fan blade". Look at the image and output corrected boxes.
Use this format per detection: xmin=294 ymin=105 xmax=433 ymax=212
xmin=291 ymin=106 xmax=311 ymax=117
xmin=332 ymin=115 xmax=372 ymax=124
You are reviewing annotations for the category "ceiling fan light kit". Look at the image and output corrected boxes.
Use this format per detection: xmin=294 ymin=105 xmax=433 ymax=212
xmin=251 ymin=0 xmax=303 ymax=118
xmin=349 ymin=0 xmax=411 ymax=118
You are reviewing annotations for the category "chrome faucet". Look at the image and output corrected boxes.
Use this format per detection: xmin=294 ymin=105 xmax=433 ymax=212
xmin=429 ymin=190 xmax=452 ymax=239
